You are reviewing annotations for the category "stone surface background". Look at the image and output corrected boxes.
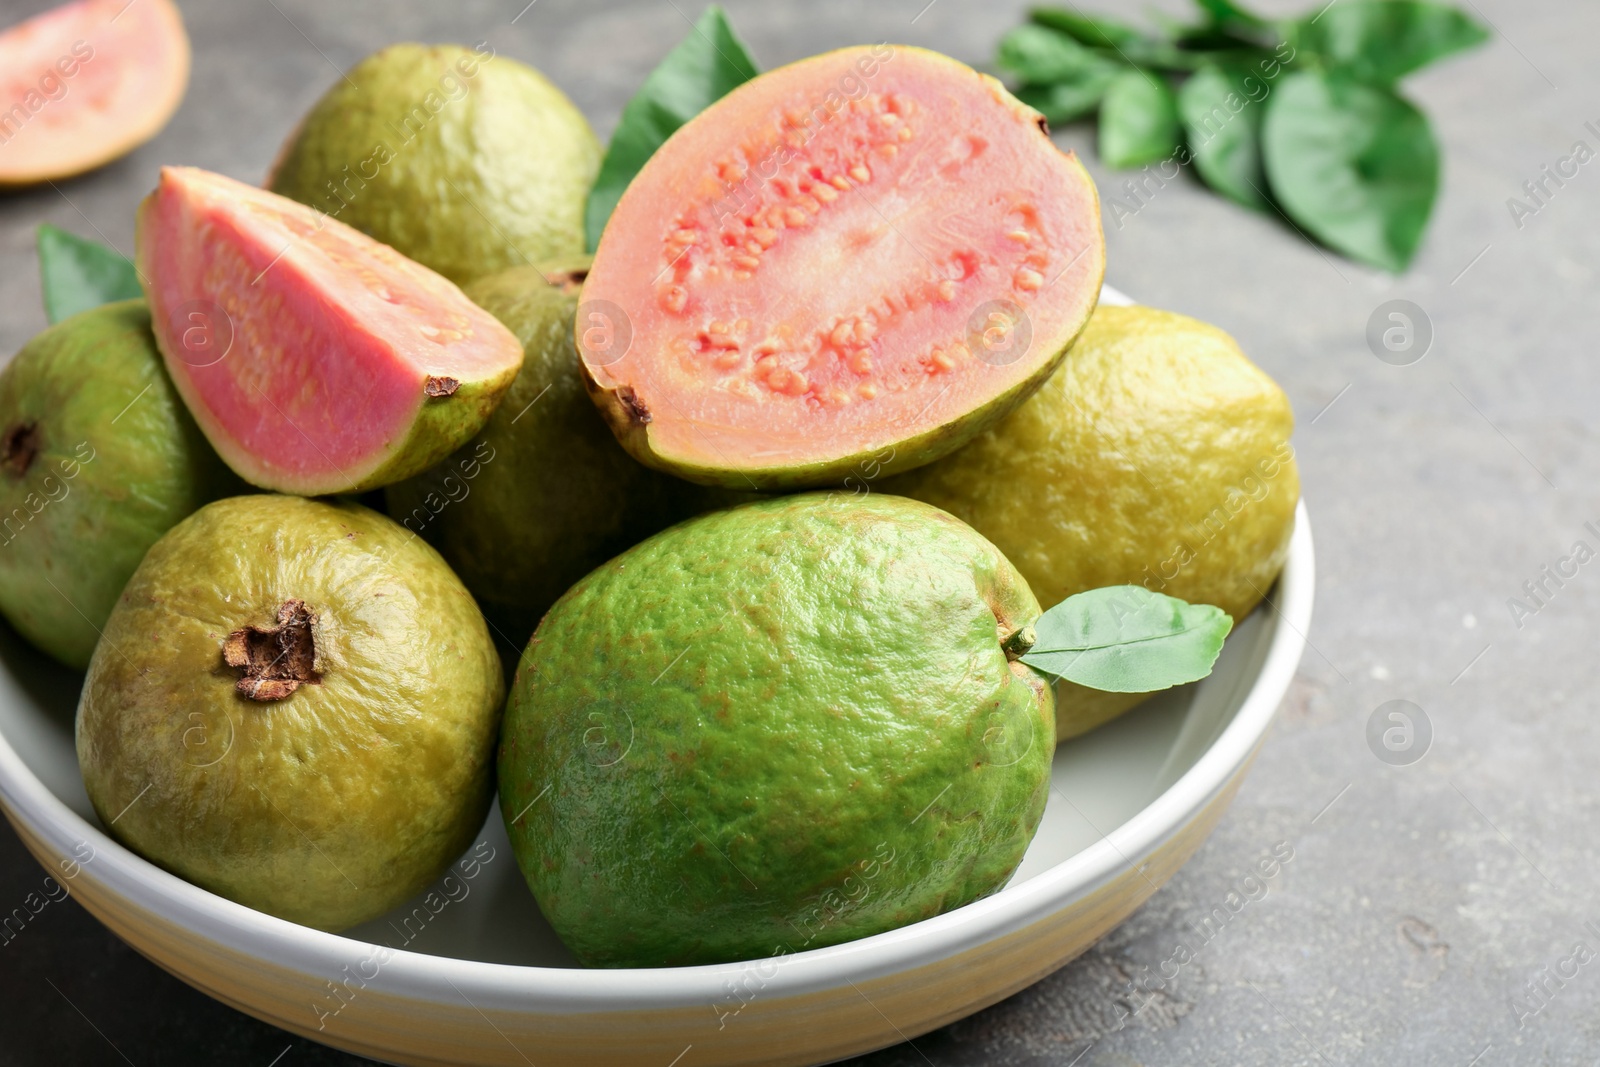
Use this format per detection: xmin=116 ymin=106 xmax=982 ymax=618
xmin=2 ymin=0 xmax=1598 ymax=1063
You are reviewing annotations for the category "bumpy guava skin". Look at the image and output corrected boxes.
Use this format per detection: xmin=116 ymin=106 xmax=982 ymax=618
xmin=0 ymin=300 xmax=237 ymax=669
xmin=268 ymin=43 xmax=600 ymax=285
xmin=387 ymin=260 xmax=756 ymax=648
xmin=499 ymin=492 xmax=1055 ymax=968
xmin=76 ymin=495 xmax=504 ymax=931
xmin=885 ymin=305 xmax=1299 ymax=739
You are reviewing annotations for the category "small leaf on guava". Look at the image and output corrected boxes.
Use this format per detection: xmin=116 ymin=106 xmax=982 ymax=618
xmin=584 ymin=5 xmax=759 ymax=252
xmin=1019 ymin=585 xmax=1233 ymax=693
xmin=37 ymin=224 xmax=142 ymax=325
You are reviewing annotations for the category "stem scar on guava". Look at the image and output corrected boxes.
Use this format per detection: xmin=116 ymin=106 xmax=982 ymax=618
xmin=617 ymin=387 xmax=651 ymax=425
xmin=546 ymin=267 xmax=589 ymax=295
xmin=1 ymin=421 xmax=41 ymax=477
xmin=223 ymin=599 xmax=322 ymax=701
xmin=1000 ymin=625 xmax=1037 ymax=662
xmin=424 ymin=376 xmax=461 ymax=397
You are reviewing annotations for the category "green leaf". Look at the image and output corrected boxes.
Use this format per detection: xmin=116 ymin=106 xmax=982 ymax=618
xmin=1019 ymin=586 xmax=1233 ymax=693
xmin=1194 ymin=0 xmax=1269 ymax=28
xmin=1018 ymin=75 xmax=1121 ymax=125
xmin=1262 ymin=71 xmax=1438 ymax=271
xmin=37 ymin=224 xmax=142 ymax=324
xmin=583 ymin=5 xmax=759 ymax=252
xmin=1098 ymin=70 xmax=1181 ymax=168
xmin=1179 ymin=60 xmax=1271 ymax=208
xmin=1291 ymin=0 xmax=1488 ymax=85
xmin=1030 ymin=7 xmax=1147 ymax=50
xmin=997 ymin=24 xmax=1112 ymax=84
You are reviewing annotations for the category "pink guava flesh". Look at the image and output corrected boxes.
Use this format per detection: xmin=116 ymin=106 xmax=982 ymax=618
xmin=137 ymin=166 xmax=523 ymax=495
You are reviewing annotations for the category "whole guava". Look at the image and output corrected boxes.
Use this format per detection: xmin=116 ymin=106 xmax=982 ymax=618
xmin=884 ymin=304 xmax=1299 ymax=739
xmin=268 ymin=43 xmax=599 ymax=285
xmin=498 ymin=492 xmax=1055 ymax=968
xmin=386 ymin=259 xmax=755 ymax=649
xmin=0 ymin=300 xmax=238 ymax=669
xmin=76 ymin=495 xmax=504 ymax=931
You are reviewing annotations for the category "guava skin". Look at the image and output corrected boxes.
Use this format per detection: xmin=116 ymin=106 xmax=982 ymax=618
xmin=0 ymin=300 xmax=238 ymax=669
xmin=499 ymin=492 xmax=1055 ymax=968
xmin=884 ymin=305 xmax=1300 ymax=739
xmin=76 ymin=495 xmax=504 ymax=932
xmin=268 ymin=43 xmax=600 ymax=286
xmin=387 ymin=261 xmax=756 ymax=648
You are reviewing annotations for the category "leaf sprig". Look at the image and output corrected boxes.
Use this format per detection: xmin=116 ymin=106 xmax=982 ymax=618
xmin=998 ymin=0 xmax=1488 ymax=271
xmin=1019 ymin=585 xmax=1233 ymax=694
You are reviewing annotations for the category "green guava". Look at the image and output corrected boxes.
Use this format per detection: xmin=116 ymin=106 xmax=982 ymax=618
xmin=386 ymin=259 xmax=754 ymax=650
xmin=268 ymin=43 xmax=600 ymax=286
xmin=884 ymin=304 xmax=1299 ymax=739
xmin=499 ymin=492 xmax=1055 ymax=968
xmin=75 ymin=495 xmax=504 ymax=931
xmin=0 ymin=300 xmax=238 ymax=669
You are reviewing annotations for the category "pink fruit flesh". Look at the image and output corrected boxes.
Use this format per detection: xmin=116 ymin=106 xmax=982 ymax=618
xmin=582 ymin=45 xmax=1104 ymax=478
xmin=0 ymin=0 xmax=190 ymax=185
xmin=137 ymin=166 xmax=522 ymax=494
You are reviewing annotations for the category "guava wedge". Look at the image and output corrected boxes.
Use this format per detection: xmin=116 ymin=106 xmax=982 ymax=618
xmin=386 ymin=259 xmax=756 ymax=650
xmin=268 ymin=43 xmax=600 ymax=286
xmin=580 ymin=45 xmax=1105 ymax=489
xmin=76 ymin=495 xmax=504 ymax=931
xmin=0 ymin=300 xmax=238 ymax=669
xmin=499 ymin=492 xmax=1055 ymax=967
xmin=0 ymin=0 xmax=190 ymax=186
xmin=135 ymin=166 xmax=523 ymax=496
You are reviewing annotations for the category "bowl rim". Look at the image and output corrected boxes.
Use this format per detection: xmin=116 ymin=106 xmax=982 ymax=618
xmin=0 ymin=505 xmax=1313 ymax=1015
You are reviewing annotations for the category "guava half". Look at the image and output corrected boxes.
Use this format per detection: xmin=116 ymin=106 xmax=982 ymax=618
xmin=76 ymin=495 xmax=504 ymax=931
xmin=267 ymin=43 xmax=600 ymax=286
xmin=0 ymin=300 xmax=238 ymax=669
xmin=499 ymin=492 xmax=1055 ymax=967
xmin=580 ymin=45 xmax=1105 ymax=489
xmin=386 ymin=259 xmax=755 ymax=649
xmin=135 ymin=166 xmax=524 ymax=495
xmin=0 ymin=0 xmax=189 ymax=186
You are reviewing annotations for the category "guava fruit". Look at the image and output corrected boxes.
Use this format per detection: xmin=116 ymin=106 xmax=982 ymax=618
xmin=0 ymin=0 xmax=189 ymax=186
xmin=0 ymin=300 xmax=237 ymax=670
xmin=499 ymin=492 xmax=1054 ymax=967
xmin=136 ymin=165 xmax=524 ymax=496
xmin=75 ymin=494 xmax=504 ymax=932
xmin=579 ymin=45 xmax=1105 ymax=490
xmin=884 ymin=305 xmax=1299 ymax=739
xmin=267 ymin=43 xmax=600 ymax=286
xmin=386 ymin=259 xmax=751 ymax=648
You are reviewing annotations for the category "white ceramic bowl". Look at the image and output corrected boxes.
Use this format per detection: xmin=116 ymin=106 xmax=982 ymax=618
xmin=0 ymin=287 xmax=1314 ymax=1065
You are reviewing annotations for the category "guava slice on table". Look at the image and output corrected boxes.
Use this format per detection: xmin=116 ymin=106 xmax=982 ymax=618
xmin=135 ymin=166 xmax=523 ymax=495
xmin=0 ymin=0 xmax=189 ymax=186
xmin=579 ymin=45 xmax=1105 ymax=489
xmin=0 ymin=300 xmax=238 ymax=669
xmin=386 ymin=259 xmax=755 ymax=650
xmin=886 ymin=304 xmax=1299 ymax=739
xmin=498 ymin=492 xmax=1055 ymax=967
xmin=268 ymin=43 xmax=600 ymax=286
xmin=75 ymin=495 xmax=504 ymax=931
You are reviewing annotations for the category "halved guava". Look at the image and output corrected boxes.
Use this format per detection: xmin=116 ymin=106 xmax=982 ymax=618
xmin=580 ymin=45 xmax=1105 ymax=489
xmin=0 ymin=0 xmax=190 ymax=186
xmin=136 ymin=166 xmax=524 ymax=495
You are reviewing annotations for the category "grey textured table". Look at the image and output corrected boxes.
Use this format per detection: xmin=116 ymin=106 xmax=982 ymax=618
xmin=2 ymin=0 xmax=1597 ymax=1064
